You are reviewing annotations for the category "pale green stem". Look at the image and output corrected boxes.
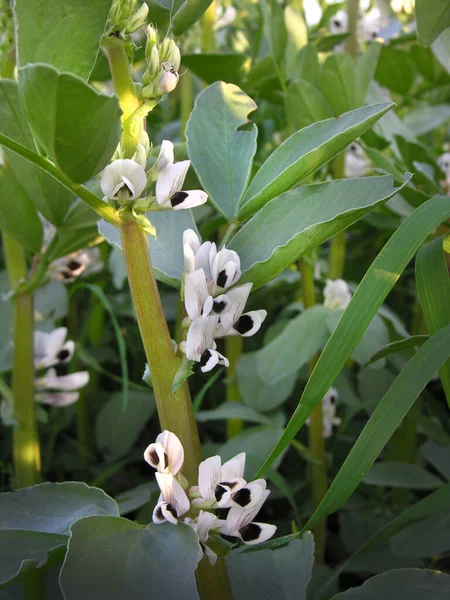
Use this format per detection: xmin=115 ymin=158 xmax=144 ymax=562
xmin=345 ymin=0 xmax=360 ymax=57
xmin=202 ymin=1 xmax=216 ymax=52
xmin=226 ymin=336 xmax=244 ymax=438
xmin=2 ymin=233 xmax=41 ymax=488
xmin=180 ymin=69 xmax=194 ymax=141
xmin=300 ymin=255 xmax=327 ymax=563
xmin=328 ymin=152 xmax=347 ymax=280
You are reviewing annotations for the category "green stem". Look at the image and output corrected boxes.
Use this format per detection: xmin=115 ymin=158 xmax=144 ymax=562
xmin=202 ymin=1 xmax=216 ymax=52
xmin=220 ymin=222 xmax=239 ymax=249
xmin=180 ymin=69 xmax=194 ymax=141
xmin=345 ymin=0 xmax=360 ymax=57
xmin=103 ymin=37 xmax=142 ymax=157
xmin=300 ymin=255 xmax=327 ymax=563
xmin=226 ymin=336 xmax=243 ymax=438
xmin=0 ymin=133 xmax=121 ymax=227
xmin=3 ymin=233 xmax=41 ymax=488
xmin=328 ymin=152 xmax=347 ymax=280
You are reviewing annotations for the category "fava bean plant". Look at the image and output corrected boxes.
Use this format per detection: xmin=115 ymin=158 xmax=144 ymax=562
xmin=0 ymin=0 xmax=450 ymax=598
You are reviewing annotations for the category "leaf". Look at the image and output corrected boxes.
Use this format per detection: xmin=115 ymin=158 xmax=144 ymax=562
xmin=115 ymin=483 xmax=158 ymax=516
xmin=320 ymin=53 xmax=356 ymax=115
xmin=237 ymin=102 xmax=393 ymax=220
xmin=182 ymin=53 xmax=247 ymax=85
xmin=99 ymin=210 xmax=199 ymax=288
xmin=288 ymin=44 xmax=320 ymax=86
xmin=172 ymin=357 xmax=194 ymax=393
xmin=231 ymin=174 xmax=411 ymax=290
xmin=95 ymin=390 xmax=155 ymax=463
xmin=0 ymin=79 xmax=74 ymax=226
xmin=432 ymin=28 xmax=450 ymax=74
xmin=421 ymin=440 xmax=450 ymax=480
xmin=0 ymin=530 xmax=67 ymax=586
xmin=375 ymin=47 xmax=416 ymax=96
xmin=416 ymin=0 xmax=450 ymax=46
xmin=172 ymin=0 xmax=214 ymax=36
xmin=186 ymin=82 xmax=257 ymax=221
xmin=196 ymin=402 xmax=277 ymax=426
xmin=59 ymin=517 xmax=201 ymax=599
xmin=285 ymin=80 xmax=333 ymax=131
xmin=14 ymin=0 xmax=112 ymax=79
xmin=363 ymin=461 xmax=444 ymax=489
xmin=365 ymin=335 xmax=429 ymax=366
xmin=18 ymin=64 xmax=121 ymax=183
xmin=331 ymin=569 xmax=450 ymax=599
xmin=416 ymin=237 xmax=450 ymax=405
xmin=391 ymin=512 xmax=450 ymax=558
xmin=0 ymin=482 xmax=119 ymax=533
xmin=255 ymin=195 xmax=450 ymax=478
xmin=355 ymin=43 xmax=381 ymax=106
xmin=227 ymin=534 xmax=314 ymax=600
xmin=0 ymin=166 xmax=43 ymax=252
xmin=302 ymin=325 xmax=450 ymax=531
xmin=403 ymin=104 xmax=450 ymax=136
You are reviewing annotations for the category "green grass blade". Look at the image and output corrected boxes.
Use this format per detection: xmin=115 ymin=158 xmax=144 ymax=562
xmin=416 ymin=236 xmax=450 ymax=406
xmin=256 ymin=195 xmax=450 ymax=477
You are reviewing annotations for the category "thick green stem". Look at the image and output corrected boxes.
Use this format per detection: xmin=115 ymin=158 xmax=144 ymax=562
xmin=345 ymin=0 xmax=360 ymax=57
xmin=180 ymin=69 xmax=194 ymax=141
xmin=202 ymin=1 xmax=216 ymax=52
xmin=300 ymin=255 xmax=327 ymax=563
xmin=226 ymin=336 xmax=243 ymax=438
xmin=3 ymin=233 xmax=41 ymax=488
xmin=328 ymin=152 xmax=347 ymax=280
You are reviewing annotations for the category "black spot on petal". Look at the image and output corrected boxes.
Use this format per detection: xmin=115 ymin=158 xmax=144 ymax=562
xmin=240 ymin=523 xmax=262 ymax=542
xmin=171 ymin=191 xmax=189 ymax=207
xmin=215 ymin=507 xmax=230 ymax=519
xmin=217 ymin=269 xmax=228 ymax=289
xmin=220 ymin=481 xmax=238 ymax=489
xmin=62 ymin=270 xmax=74 ymax=280
xmin=220 ymin=534 xmax=239 ymax=545
xmin=57 ymin=349 xmax=70 ymax=361
xmin=213 ymin=300 xmax=227 ymax=314
xmin=68 ymin=260 xmax=81 ymax=271
xmin=234 ymin=315 xmax=254 ymax=335
xmin=166 ymin=503 xmax=178 ymax=519
xmin=215 ymin=484 xmax=228 ymax=502
xmin=200 ymin=350 xmax=212 ymax=368
xmin=155 ymin=506 xmax=164 ymax=520
xmin=232 ymin=487 xmax=251 ymax=507
xmin=148 ymin=449 xmax=160 ymax=466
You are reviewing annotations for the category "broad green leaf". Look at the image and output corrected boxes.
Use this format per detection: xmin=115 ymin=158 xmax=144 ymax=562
xmin=288 ymin=44 xmax=320 ymax=86
xmin=421 ymin=440 xmax=450 ymax=480
xmin=0 ymin=166 xmax=43 ymax=252
xmin=0 ymin=482 xmax=119 ymax=533
xmin=238 ymin=102 xmax=393 ymax=220
xmin=231 ymin=174 xmax=411 ymax=289
xmin=0 ymin=530 xmax=66 ymax=586
xmin=257 ymin=306 xmax=330 ymax=385
xmin=432 ymin=28 xmax=450 ymax=74
xmin=391 ymin=512 xmax=450 ymax=558
xmin=375 ymin=47 xmax=416 ymax=96
xmin=255 ymin=195 xmax=450 ymax=477
xmin=99 ymin=210 xmax=199 ymax=288
xmin=363 ymin=461 xmax=443 ymax=489
xmin=285 ymin=80 xmax=333 ymax=131
xmin=115 ymin=482 xmax=158 ymax=516
xmin=172 ymin=0 xmax=214 ymax=35
xmin=182 ymin=53 xmax=247 ymax=85
xmin=365 ymin=334 xmax=429 ymax=365
xmin=14 ymin=0 xmax=112 ymax=79
xmin=186 ymin=82 xmax=257 ymax=221
xmin=237 ymin=352 xmax=297 ymax=412
xmin=95 ymin=390 xmax=155 ymax=462
xmin=355 ymin=43 xmax=381 ymax=106
xmin=411 ymin=45 xmax=449 ymax=84
xmin=227 ymin=534 xmax=314 ymax=600
xmin=302 ymin=325 xmax=450 ymax=531
xmin=18 ymin=64 xmax=121 ymax=183
xmin=196 ymin=402 xmax=277 ymax=426
xmin=416 ymin=0 xmax=450 ymax=46
xmin=416 ymin=237 xmax=450 ymax=405
xmin=262 ymin=0 xmax=287 ymax=66
xmin=320 ymin=53 xmax=356 ymax=115
xmin=331 ymin=569 xmax=450 ymax=599
xmin=0 ymin=79 xmax=74 ymax=226
xmin=34 ymin=280 xmax=69 ymax=322
xmin=60 ymin=517 xmax=201 ymax=599
xmin=403 ymin=104 xmax=450 ymax=136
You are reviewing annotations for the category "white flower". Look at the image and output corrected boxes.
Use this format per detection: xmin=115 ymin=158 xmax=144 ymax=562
xmin=211 ymin=248 xmax=241 ymax=291
xmin=215 ymin=283 xmax=267 ymax=338
xmin=322 ymin=387 xmax=341 ymax=438
xmin=330 ymin=9 xmax=348 ymax=34
xmin=35 ymin=368 xmax=89 ymax=407
xmin=144 ymin=430 xmax=184 ymax=475
xmin=219 ymin=484 xmax=276 ymax=545
xmin=185 ymin=316 xmax=229 ymax=372
xmin=215 ymin=5 xmax=236 ymax=29
xmin=101 ymin=159 xmax=147 ymax=201
xmin=183 ymin=229 xmax=201 ymax=273
xmin=345 ymin=143 xmax=368 ymax=178
xmin=192 ymin=453 xmax=246 ymax=508
xmin=184 ymin=269 xmax=232 ymax=321
xmin=323 ymin=279 xmax=352 ymax=310
xmin=34 ymin=328 xmax=75 ymax=369
xmin=183 ymin=229 xmax=216 ymax=280
xmin=155 ymin=141 xmax=208 ymax=210
xmin=157 ymin=62 xmax=179 ymax=94
xmin=438 ymin=152 xmax=450 ymax=185
xmin=49 ymin=248 xmax=102 ymax=283
xmin=153 ymin=473 xmax=190 ymax=525
xmin=185 ymin=511 xmax=221 ymax=565
xmin=359 ymin=8 xmax=383 ymax=41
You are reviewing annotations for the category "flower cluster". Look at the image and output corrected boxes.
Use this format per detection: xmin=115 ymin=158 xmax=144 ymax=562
xmin=34 ymin=328 xmax=89 ymax=406
xmin=141 ymin=26 xmax=181 ymax=99
xmin=106 ymin=0 xmax=149 ymax=37
xmin=330 ymin=8 xmax=383 ymax=42
xmin=323 ymin=279 xmax=352 ymax=310
xmin=144 ymin=431 xmax=276 ymax=564
xmin=180 ymin=229 xmax=267 ymax=372
xmin=307 ymin=387 xmax=341 ymax=438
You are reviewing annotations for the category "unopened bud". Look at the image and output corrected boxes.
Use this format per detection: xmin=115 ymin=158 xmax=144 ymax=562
xmin=159 ymin=37 xmax=171 ymax=62
xmin=125 ymin=2 xmax=149 ymax=34
xmin=145 ymin=25 xmax=159 ymax=60
xmin=165 ymin=40 xmax=181 ymax=72
xmin=132 ymin=143 xmax=147 ymax=169
xmin=155 ymin=62 xmax=179 ymax=95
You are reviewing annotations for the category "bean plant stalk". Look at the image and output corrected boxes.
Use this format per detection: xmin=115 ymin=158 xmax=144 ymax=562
xmin=300 ymin=254 xmax=327 ymax=563
xmin=2 ymin=233 xmax=41 ymax=488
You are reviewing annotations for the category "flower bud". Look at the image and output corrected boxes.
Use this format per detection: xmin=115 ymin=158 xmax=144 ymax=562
xmin=145 ymin=25 xmax=159 ymax=60
xmin=155 ymin=62 xmax=179 ymax=95
xmin=109 ymin=0 xmax=137 ymax=31
xmin=125 ymin=2 xmax=149 ymax=34
xmin=132 ymin=143 xmax=148 ymax=169
xmin=161 ymin=39 xmax=181 ymax=72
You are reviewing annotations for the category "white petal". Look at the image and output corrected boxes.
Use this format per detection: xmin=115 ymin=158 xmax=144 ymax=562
xmin=157 ymin=140 xmax=174 ymax=173
xmin=212 ymin=294 xmax=232 ymax=317
xmin=221 ymin=453 xmax=246 ymax=481
xmin=212 ymin=249 xmax=241 ymax=289
xmin=196 ymin=510 xmax=220 ymax=542
xmin=225 ymin=487 xmax=270 ymax=532
xmin=101 ymin=159 xmax=146 ymax=200
xmin=183 ymin=229 xmax=201 ymax=252
xmin=323 ymin=279 xmax=352 ymax=310
xmin=185 ymin=269 xmax=210 ymax=320
xmin=58 ymin=340 xmax=75 ymax=363
xmin=155 ymin=473 xmax=190 ymax=516
xmin=153 ymin=501 xmax=170 ymax=524
xmin=218 ymin=283 xmax=252 ymax=331
xmin=156 ymin=160 xmax=190 ymax=206
xmin=196 ymin=242 xmax=216 ymax=281
xmin=200 ymin=349 xmax=229 ymax=373
xmin=171 ymin=190 xmax=208 ymax=210
xmin=183 ymin=244 xmax=196 ymax=274
xmin=156 ymin=430 xmax=184 ymax=476
xmin=43 ymin=371 xmax=89 ymax=391
xmin=238 ymin=522 xmax=277 ymax=545
xmin=232 ymin=310 xmax=267 ymax=337
xmin=47 ymin=327 xmax=68 ymax=359
xmin=36 ymin=392 xmax=79 ymax=406
xmin=185 ymin=316 xmax=218 ymax=362
xmin=198 ymin=455 xmax=222 ymax=500
xmin=143 ymin=441 xmax=167 ymax=471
